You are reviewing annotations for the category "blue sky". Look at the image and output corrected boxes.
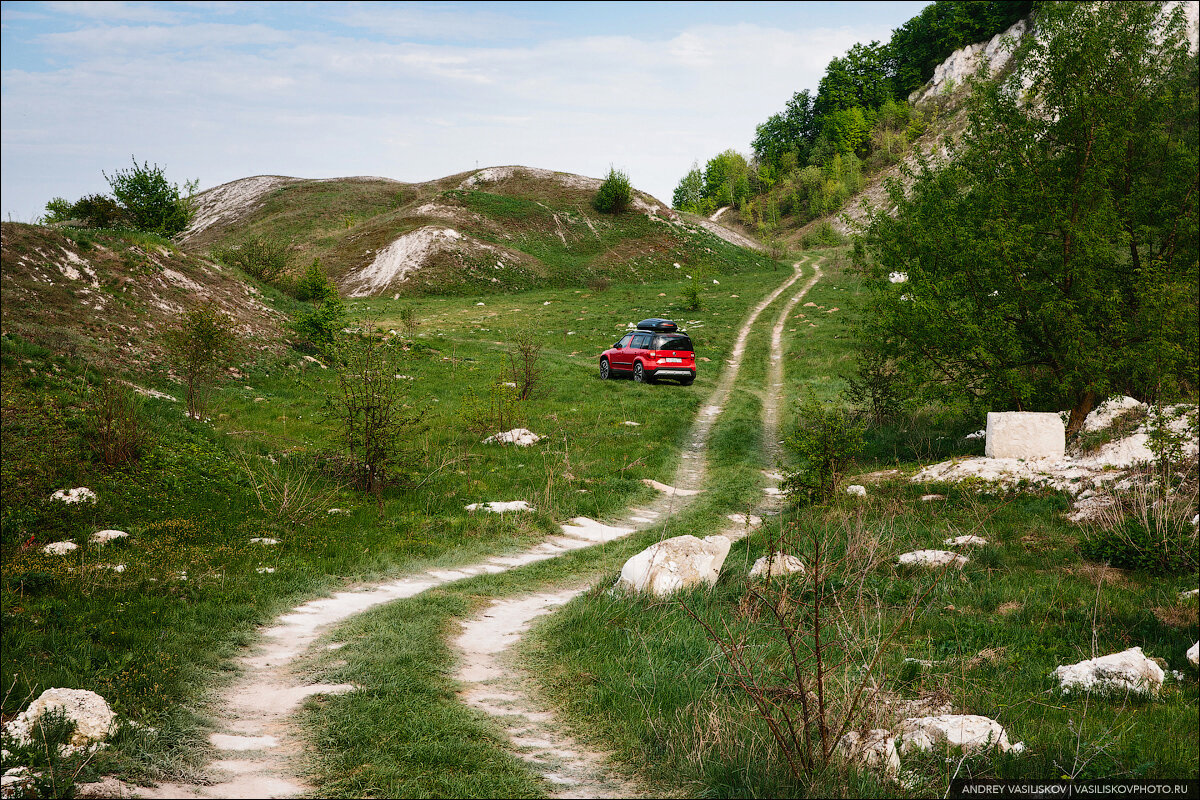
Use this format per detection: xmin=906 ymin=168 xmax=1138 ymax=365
xmin=1 ymin=1 xmax=928 ymax=220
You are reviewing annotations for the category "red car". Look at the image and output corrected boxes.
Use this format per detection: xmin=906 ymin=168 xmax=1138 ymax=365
xmin=599 ymin=319 xmax=696 ymax=385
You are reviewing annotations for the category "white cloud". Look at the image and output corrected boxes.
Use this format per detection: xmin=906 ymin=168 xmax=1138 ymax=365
xmin=2 ymin=5 xmax=909 ymax=219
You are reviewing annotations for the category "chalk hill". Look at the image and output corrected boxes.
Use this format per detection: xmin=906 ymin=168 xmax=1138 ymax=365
xmin=179 ymin=166 xmax=773 ymax=298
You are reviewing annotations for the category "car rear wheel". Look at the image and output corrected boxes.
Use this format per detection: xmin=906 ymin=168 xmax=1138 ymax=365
xmin=633 ymin=362 xmax=651 ymax=383
xmin=599 ymin=358 xmax=611 ymax=380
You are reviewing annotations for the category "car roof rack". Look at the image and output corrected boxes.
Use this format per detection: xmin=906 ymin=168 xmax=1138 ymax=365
xmin=636 ymin=318 xmax=680 ymax=333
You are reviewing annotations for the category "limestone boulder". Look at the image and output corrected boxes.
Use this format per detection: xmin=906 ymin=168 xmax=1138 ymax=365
xmin=42 ymin=541 xmax=78 ymax=556
xmin=89 ymin=530 xmax=128 ymax=545
xmin=3 ymin=689 xmax=115 ymax=753
xmin=897 ymin=550 xmax=968 ymax=569
xmin=50 ymin=487 xmax=97 ymax=504
xmin=748 ymin=552 xmax=806 ymax=580
xmin=944 ymin=535 xmax=987 ymax=548
xmin=616 ymin=535 xmax=732 ymax=596
xmin=1187 ymin=642 xmax=1198 ymax=667
xmin=483 ymin=428 xmax=541 ymax=446
xmin=1053 ymin=646 xmax=1165 ymax=696
xmin=846 ymin=484 xmax=867 ymax=496
xmin=837 ymin=729 xmax=900 ymax=781
xmin=899 ymin=714 xmax=1023 ymax=756
xmin=985 ymin=412 xmax=1065 ymax=459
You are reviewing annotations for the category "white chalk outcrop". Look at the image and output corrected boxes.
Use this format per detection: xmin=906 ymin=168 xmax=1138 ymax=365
xmin=465 ymin=501 xmax=532 ymax=514
xmin=748 ymin=552 xmax=806 ymax=580
xmin=899 ymin=714 xmax=1023 ymax=756
xmin=910 ymin=19 xmax=1028 ymax=103
xmin=346 ymin=227 xmax=519 ymax=297
xmin=50 ymin=487 xmax=97 ymax=505
xmin=1054 ymin=647 xmax=1165 ymax=696
xmin=985 ymin=412 xmax=1065 ymax=459
xmin=1187 ymin=642 xmax=1198 ymax=667
xmin=846 ymin=484 xmax=868 ymax=496
xmin=42 ymin=541 xmax=78 ymax=555
xmin=615 ymin=534 xmax=732 ymax=596
xmin=897 ymin=550 xmax=968 ymax=569
xmin=3 ymin=689 xmax=116 ymax=755
xmin=89 ymin=530 xmax=128 ymax=545
xmin=944 ymin=535 xmax=987 ymax=548
xmin=483 ymin=428 xmax=542 ymax=446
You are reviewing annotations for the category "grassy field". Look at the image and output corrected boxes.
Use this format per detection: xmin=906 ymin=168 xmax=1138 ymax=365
xmin=0 ymin=253 xmax=790 ymax=792
xmin=524 ymin=251 xmax=1200 ymax=797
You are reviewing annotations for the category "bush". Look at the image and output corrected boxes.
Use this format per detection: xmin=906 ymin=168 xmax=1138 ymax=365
xmin=212 ymin=235 xmax=293 ymax=285
xmin=783 ymin=399 xmax=864 ymax=506
xmin=801 ymin=221 xmax=845 ymax=249
xmin=295 ymin=258 xmax=333 ymax=302
xmin=84 ymin=381 xmax=150 ymax=468
xmin=43 ymin=194 xmax=128 ymax=229
xmin=103 ymin=157 xmax=196 ymax=236
xmin=290 ymin=288 xmax=347 ymax=355
xmin=164 ymin=303 xmax=241 ymax=419
xmin=593 ymin=167 xmax=633 ymax=214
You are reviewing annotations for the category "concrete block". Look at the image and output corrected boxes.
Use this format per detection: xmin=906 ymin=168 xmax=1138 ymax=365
xmin=985 ymin=412 xmax=1065 ymax=459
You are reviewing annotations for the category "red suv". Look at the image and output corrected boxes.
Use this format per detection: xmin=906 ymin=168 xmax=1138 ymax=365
xmin=599 ymin=319 xmax=696 ymax=385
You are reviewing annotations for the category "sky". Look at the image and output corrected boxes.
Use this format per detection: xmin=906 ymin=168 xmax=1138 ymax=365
xmin=1 ymin=1 xmax=929 ymax=221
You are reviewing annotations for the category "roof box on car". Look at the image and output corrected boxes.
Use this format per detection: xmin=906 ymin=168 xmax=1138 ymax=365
xmin=636 ymin=318 xmax=679 ymax=332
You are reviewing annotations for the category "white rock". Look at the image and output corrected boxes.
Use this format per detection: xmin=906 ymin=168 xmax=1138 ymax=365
xmin=465 ymin=500 xmax=533 ymax=514
xmin=846 ymin=484 xmax=867 ymax=496
xmin=888 ymin=272 xmax=908 ymax=283
xmin=97 ymin=564 xmax=125 ymax=573
xmin=1054 ymin=647 xmax=1165 ymax=696
xmin=964 ymin=429 xmax=986 ymax=440
xmin=838 ymin=729 xmax=900 ymax=781
xmin=985 ymin=412 xmax=1065 ymax=459
xmin=1083 ymin=396 xmax=1147 ymax=432
xmin=327 ymin=508 xmax=351 ymax=515
xmin=256 ymin=567 xmax=275 ymax=574
xmin=622 ymin=421 xmax=641 ymax=426
xmin=749 ymin=552 xmax=806 ymax=579
xmin=1188 ymin=642 xmax=1198 ymax=667
xmin=920 ymin=494 xmax=946 ymax=502
xmin=89 ymin=530 xmax=128 ymax=545
xmin=50 ymin=487 xmax=97 ymax=504
xmin=898 ymin=550 xmax=968 ymax=569
xmin=249 ymin=537 xmax=280 ymax=545
xmin=944 ymin=535 xmax=987 ymax=547
xmin=1181 ymin=589 xmax=1199 ymax=600
xmin=2 ymin=767 xmax=36 ymax=797
xmin=483 ymin=428 xmax=542 ymax=446
xmin=615 ymin=535 xmax=732 ymax=597
xmin=899 ymin=714 xmax=1022 ymax=756
xmin=42 ymin=541 xmax=78 ymax=555
xmin=2 ymin=689 xmax=115 ymax=751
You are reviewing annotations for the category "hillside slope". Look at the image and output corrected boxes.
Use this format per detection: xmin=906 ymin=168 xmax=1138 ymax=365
xmin=0 ymin=223 xmax=285 ymax=371
xmin=180 ymin=166 xmax=774 ymax=298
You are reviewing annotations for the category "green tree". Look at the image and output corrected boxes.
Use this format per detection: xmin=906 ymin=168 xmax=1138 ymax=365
xmin=295 ymin=258 xmax=333 ymax=302
xmin=104 ymin=157 xmax=197 ymax=236
xmin=672 ymin=163 xmax=704 ymax=212
xmin=165 ymin=303 xmax=241 ymax=419
xmin=593 ymin=167 xmax=633 ymax=214
xmin=858 ymin=1 xmax=1199 ymax=435
xmin=783 ymin=399 xmax=865 ymax=506
xmin=290 ymin=282 xmax=347 ymax=355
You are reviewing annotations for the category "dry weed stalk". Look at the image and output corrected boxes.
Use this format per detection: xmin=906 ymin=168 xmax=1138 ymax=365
xmin=683 ymin=512 xmax=959 ymax=781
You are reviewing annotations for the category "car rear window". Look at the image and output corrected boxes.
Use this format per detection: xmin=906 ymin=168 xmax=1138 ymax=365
xmin=654 ymin=335 xmax=693 ymax=352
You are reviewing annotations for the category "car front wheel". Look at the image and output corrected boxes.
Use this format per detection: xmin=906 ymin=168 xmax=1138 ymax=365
xmin=599 ymin=358 xmax=611 ymax=380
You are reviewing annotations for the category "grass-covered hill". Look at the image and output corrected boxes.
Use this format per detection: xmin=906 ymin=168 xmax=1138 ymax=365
xmin=0 ymin=222 xmax=285 ymax=371
xmin=178 ymin=166 xmax=774 ymax=298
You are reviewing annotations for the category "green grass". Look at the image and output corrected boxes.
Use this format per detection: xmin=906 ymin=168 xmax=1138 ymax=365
xmin=525 ymin=248 xmax=1200 ymax=797
xmin=0 ymin=256 xmax=791 ymax=792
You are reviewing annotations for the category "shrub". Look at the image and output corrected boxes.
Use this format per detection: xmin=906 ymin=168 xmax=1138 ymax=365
xmin=680 ymin=273 xmax=705 ymax=312
xmin=84 ymin=381 xmax=150 ymax=468
xmin=800 ymin=221 xmax=845 ymax=249
xmin=783 ymin=398 xmax=864 ymax=506
xmin=103 ymin=157 xmax=196 ymax=236
xmin=294 ymin=258 xmax=333 ymax=302
xmin=507 ymin=329 xmax=544 ymax=401
xmin=212 ymin=235 xmax=293 ymax=285
xmin=1080 ymin=479 xmax=1199 ymax=575
xmin=290 ymin=287 xmax=347 ymax=355
xmin=593 ymin=167 xmax=633 ymax=214
xmin=44 ymin=194 xmax=128 ymax=229
xmin=164 ymin=303 xmax=241 ymax=419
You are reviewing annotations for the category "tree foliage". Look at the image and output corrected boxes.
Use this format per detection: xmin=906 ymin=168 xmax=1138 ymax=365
xmin=103 ymin=157 xmax=197 ymax=236
xmin=857 ymin=1 xmax=1199 ymax=434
